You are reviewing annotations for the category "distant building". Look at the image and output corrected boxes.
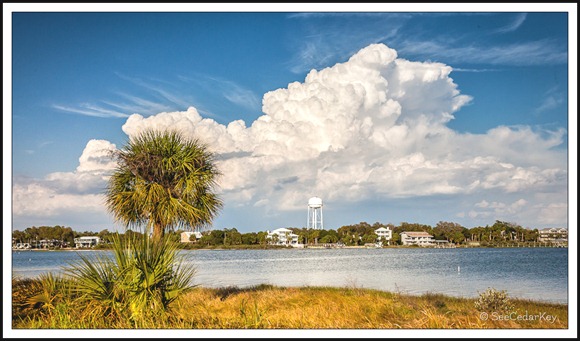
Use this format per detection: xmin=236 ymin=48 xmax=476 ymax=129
xmin=538 ymin=228 xmax=568 ymax=243
xmin=266 ymin=228 xmax=300 ymax=247
xmin=375 ymin=227 xmax=392 ymax=245
xmin=434 ymin=240 xmax=455 ymax=248
xmin=13 ymin=243 xmax=31 ymax=250
xmin=181 ymin=231 xmax=203 ymax=243
xmin=74 ymin=236 xmax=100 ymax=248
xmin=38 ymin=239 xmax=61 ymax=248
xmin=400 ymin=231 xmax=435 ymax=247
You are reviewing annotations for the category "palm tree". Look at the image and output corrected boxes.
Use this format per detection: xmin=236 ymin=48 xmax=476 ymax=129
xmin=105 ymin=129 xmax=223 ymax=241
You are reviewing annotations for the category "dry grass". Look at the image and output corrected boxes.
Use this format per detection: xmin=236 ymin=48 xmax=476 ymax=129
xmin=13 ymin=279 xmax=568 ymax=329
xmin=168 ymin=285 xmax=567 ymax=329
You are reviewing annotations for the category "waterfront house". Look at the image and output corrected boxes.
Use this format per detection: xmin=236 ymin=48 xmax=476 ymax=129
xmin=13 ymin=242 xmax=31 ymax=250
xmin=538 ymin=227 xmax=567 ymax=243
xmin=434 ymin=240 xmax=455 ymax=248
xmin=266 ymin=228 xmax=300 ymax=247
xmin=400 ymin=231 xmax=435 ymax=247
xmin=39 ymin=239 xmax=61 ymax=248
xmin=74 ymin=236 xmax=100 ymax=248
xmin=181 ymin=231 xmax=203 ymax=243
xmin=375 ymin=227 xmax=392 ymax=245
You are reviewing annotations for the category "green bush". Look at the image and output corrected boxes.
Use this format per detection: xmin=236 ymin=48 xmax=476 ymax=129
xmin=64 ymin=233 xmax=197 ymax=324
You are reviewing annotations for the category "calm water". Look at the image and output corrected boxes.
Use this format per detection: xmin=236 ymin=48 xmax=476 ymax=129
xmin=12 ymin=247 xmax=568 ymax=303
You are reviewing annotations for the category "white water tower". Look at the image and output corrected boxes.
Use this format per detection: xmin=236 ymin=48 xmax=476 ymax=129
xmin=307 ymin=196 xmax=324 ymax=230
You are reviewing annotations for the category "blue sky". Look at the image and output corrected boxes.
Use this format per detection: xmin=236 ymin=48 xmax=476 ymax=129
xmin=5 ymin=4 xmax=576 ymax=234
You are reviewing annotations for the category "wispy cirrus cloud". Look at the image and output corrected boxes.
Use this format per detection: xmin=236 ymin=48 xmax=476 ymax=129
xmin=52 ymin=73 xmax=200 ymax=119
xmin=287 ymin=12 xmax=414 ymax=20
xmin=115 ymin=73 xmax=194 ymax=109
xmin=287 ymin=14 xmax=403 ymax=74
xmin=102 ymin=93 xmax=174 ymax=114
xmin=177 ymin=73 xmax=261 ymax=112
xmin=52 ymin=71 xmax=258 ymax=122
xmin=52 ymin=104 xmax=130 ymax=118
xmin=207 ymin=77 xmax=261 ymax=111
xmin=286 ymin=12 xmax=562 ymax=74
xmin=453 ymin=68 xmax=500 ymax=73
xmin=494 ymin=13 xmax=527 ymax=34
xmin=397 ymin=39 xmax=567 ymax=66
xmin=534 ymin=86 xmax=564 ymax=114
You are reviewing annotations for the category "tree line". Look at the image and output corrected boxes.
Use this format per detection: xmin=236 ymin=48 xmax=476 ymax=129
xmin=12 ymin=219 xmax=547 ymax=249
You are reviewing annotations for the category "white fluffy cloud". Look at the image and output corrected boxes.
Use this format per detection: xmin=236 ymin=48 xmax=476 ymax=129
xmin=119 ymin=44 xmax=566 ymax=217
xmin=12 ymin=43 xmax=568 ymax=231
xmin=12 ymin=140 xmax=117 ymax=228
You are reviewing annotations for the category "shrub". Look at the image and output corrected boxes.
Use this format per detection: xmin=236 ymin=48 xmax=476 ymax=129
xmin=474 ymin=287 xmax=514 ymax=312
xmin=64 ymin=233 xmax=197 ymax=324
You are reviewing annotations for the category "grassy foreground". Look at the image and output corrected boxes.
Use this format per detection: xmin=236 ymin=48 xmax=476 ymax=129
xmin=12 ymin=279 xmax=567 ymax=329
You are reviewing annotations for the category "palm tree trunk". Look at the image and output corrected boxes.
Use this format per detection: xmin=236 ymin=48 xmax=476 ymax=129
xmin=153 ymin=222 xmax=164 ymax=241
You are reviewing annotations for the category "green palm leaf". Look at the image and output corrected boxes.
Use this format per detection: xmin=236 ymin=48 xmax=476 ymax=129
xmin=105 ymin=129 xmax=222 ymax=240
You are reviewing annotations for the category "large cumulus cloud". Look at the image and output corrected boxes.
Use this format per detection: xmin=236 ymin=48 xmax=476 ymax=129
xmin=12 ymin=43 xmax=568 ymax=230
xmin=120 ymin=44 xmax=566 ymax=218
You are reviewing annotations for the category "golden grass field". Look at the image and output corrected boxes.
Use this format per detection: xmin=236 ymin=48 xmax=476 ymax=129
xmin=12 ymin=279 xmax=567 ymax=330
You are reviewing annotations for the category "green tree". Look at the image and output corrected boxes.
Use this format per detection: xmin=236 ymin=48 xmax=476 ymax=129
xmin=309 ymin=229 xmax=321 ymax=245
xmin=12 ymin=230 xmax=27 ymax=244
xmin=189 ymin=233 xmax=198 ymax=243
xmin=379 ymin=236 xmax=389 ymax=246
xmin=433 ymin=221 xmax=465 ymax=244
xmin=98 ymin=229 xmax=113 ymax=244
xmin=257 ymin=231 xmax=268 ymax=246
xmin=60 ymin=227 xmax=75 ymax=246
xmin=320 ymin=234 xmax=338 ymax=244
xmin=207 ymin=230 xmax=225 ymax=245
xmin=297 ymin=231 xmax=308 ymax=244
xmin=241 ymin=232 xmax=258 ymax=245
xmin=270 ymin=233 xmax=280 ymax=245
xmin=198 ymin=234 xmax=213 ymax=246
xmin=391 ymin=232 xmax=401 ymax=245
xmin=224 ymin=228 xmax=242 ymax=246
xmin=362 ymin=233 xmax=378 ymax=244
xmin=105 ymin=129 xmax=222 ymax=241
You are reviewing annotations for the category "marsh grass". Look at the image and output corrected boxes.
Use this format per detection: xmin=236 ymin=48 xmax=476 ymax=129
xmin=13 ymin=281 xmax=568 ymax=329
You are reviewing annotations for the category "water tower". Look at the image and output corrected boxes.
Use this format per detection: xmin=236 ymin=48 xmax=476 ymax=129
xmin=307 ymin=196 xmax=324 ymax=230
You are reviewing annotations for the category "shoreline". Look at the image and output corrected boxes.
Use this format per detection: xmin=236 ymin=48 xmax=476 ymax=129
xmin=12 ymin=244 xmax=569 ymax=251
xmin=10 ymin=274 xmax=569 ymax=306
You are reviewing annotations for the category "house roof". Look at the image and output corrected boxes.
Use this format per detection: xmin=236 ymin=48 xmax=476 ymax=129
xmin=271 ymin=228 xmax=294 ymax=233
xmin=401 ymin=231 xmax=433 ymax=237
xmin=540 ymin=227 xmax=567 ymax=232
xmin=375 ymin=227 xmax=391 ymax=232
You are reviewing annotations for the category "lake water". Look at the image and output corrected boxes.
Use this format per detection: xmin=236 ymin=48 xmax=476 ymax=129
xmin=11 ymin=247 xmax=568 ymax=304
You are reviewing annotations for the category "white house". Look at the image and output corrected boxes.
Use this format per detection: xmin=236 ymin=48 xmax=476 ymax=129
xmin=400 ymin=231 xmax=435 ymax=247
xmin=74 ymin=236 xmax=100 ymax=248
xmin=538 ymin=228 xmax=568 ymax=243
xmin=181 ymin=231 xmax=203 ymax=243
xmin=266 ymin=228 xmax=300 ymax=247
xmin=375 ymin=227 xmax=392 ymax=245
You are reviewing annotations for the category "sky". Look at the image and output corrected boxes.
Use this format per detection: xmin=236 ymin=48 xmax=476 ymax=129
xmin=5 ymin=3 xmax=577 ymax=235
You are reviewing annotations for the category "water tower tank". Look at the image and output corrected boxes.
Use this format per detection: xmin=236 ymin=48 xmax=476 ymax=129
xmin=307 ymin=197 xmax=324 ymax=230
xmin=308 ymin=196 xmax=323 ymax=208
